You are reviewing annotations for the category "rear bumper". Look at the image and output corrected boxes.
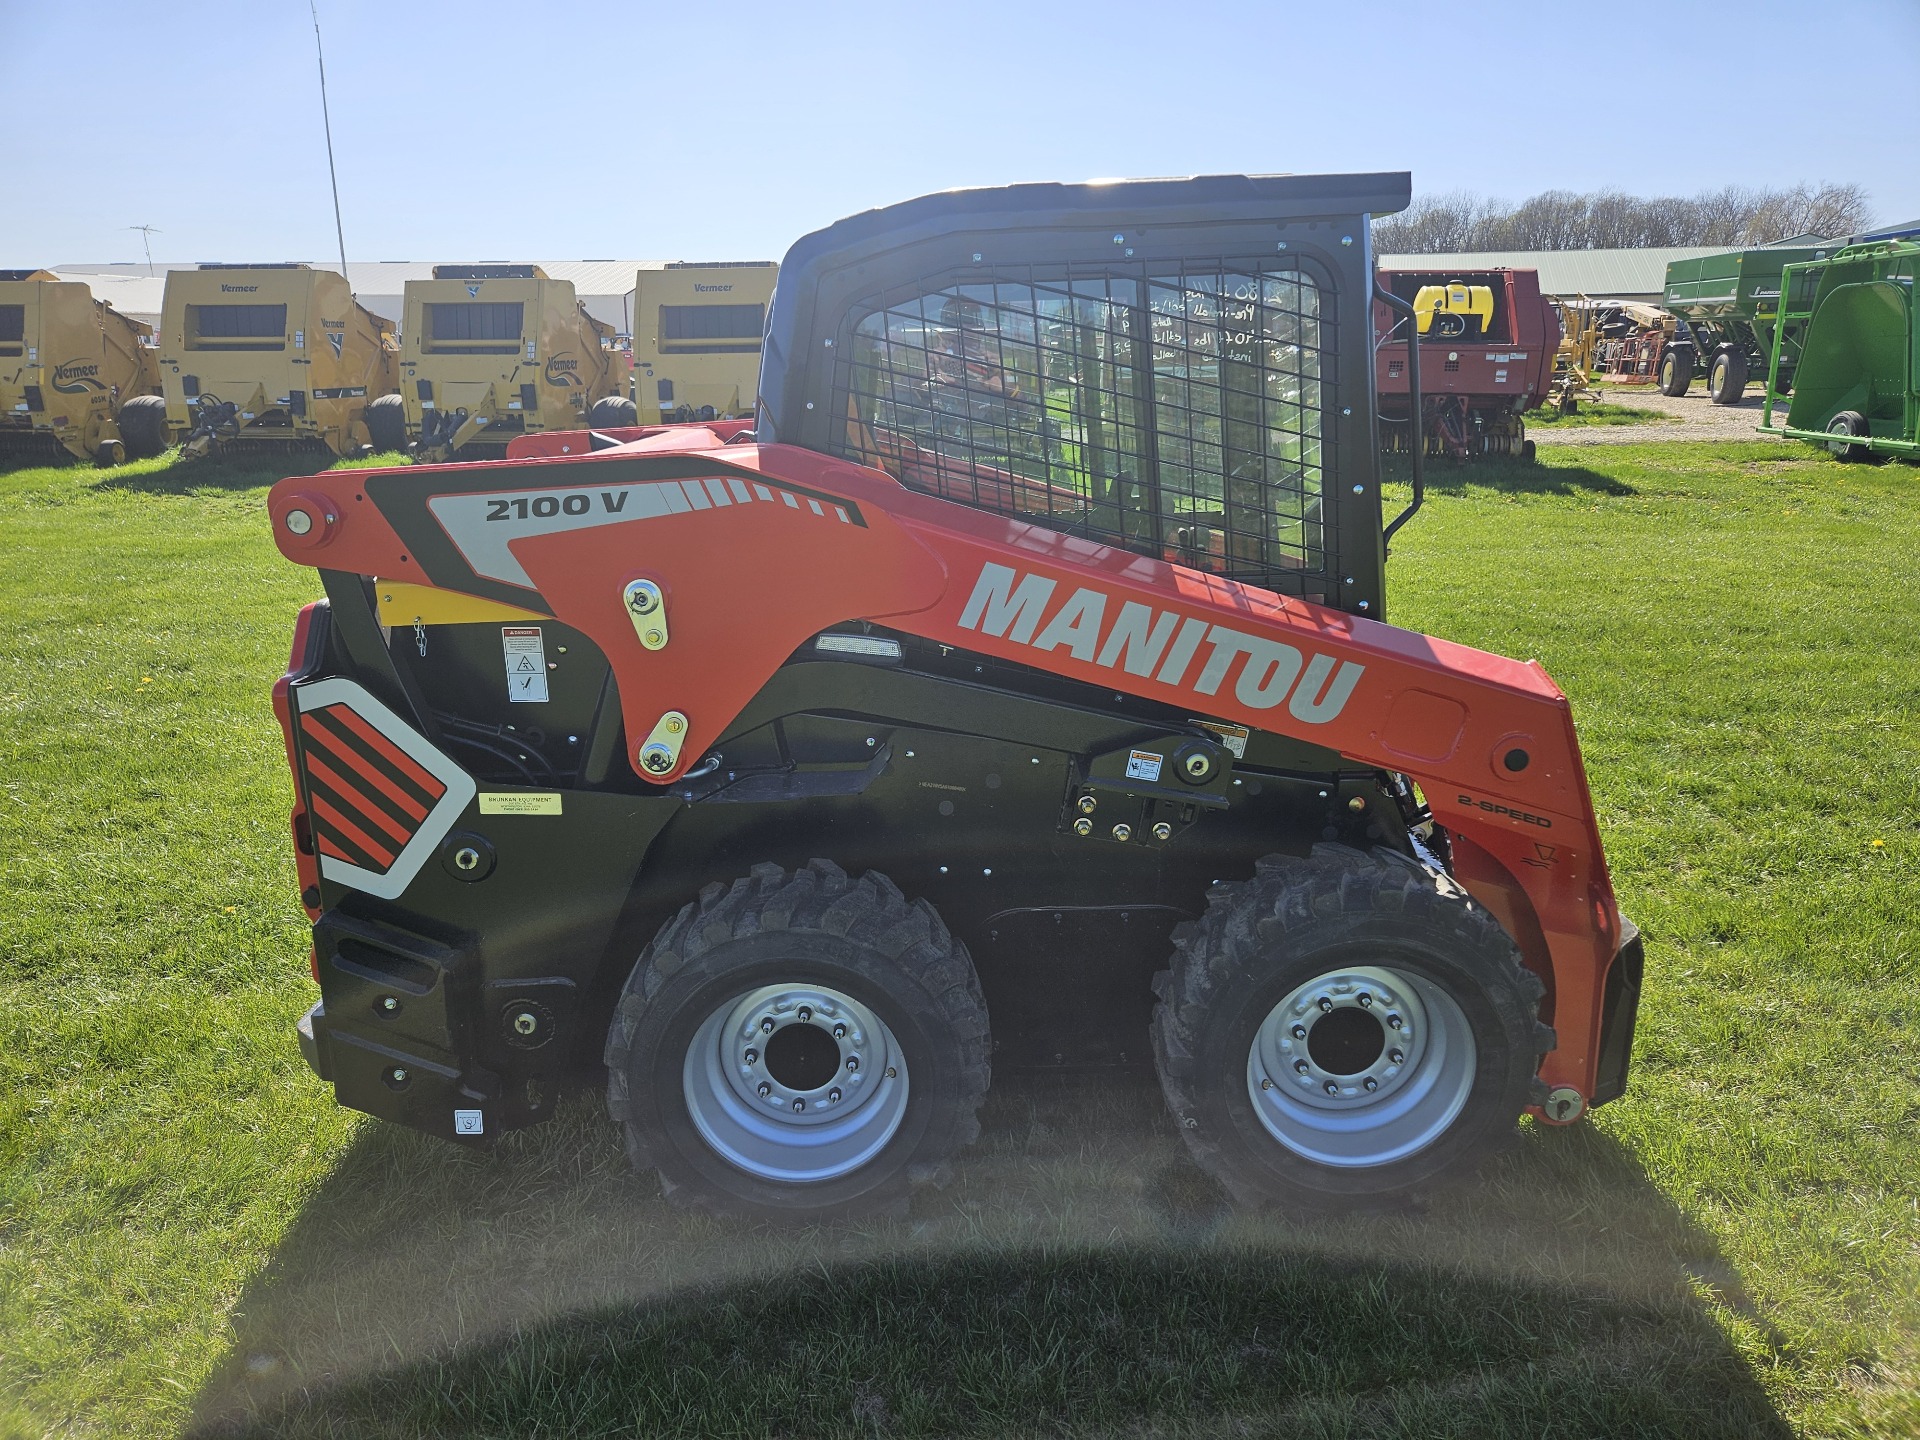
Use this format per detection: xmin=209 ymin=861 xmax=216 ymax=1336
xmin=1589 ymin=918 xmax=1645 ymax=1109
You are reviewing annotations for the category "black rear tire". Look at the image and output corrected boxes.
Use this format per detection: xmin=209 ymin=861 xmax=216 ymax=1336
xmin=589 ymin=395 xmax=638 ymax=429
xmin=1708 ymin=348 xmax=1748 ymax=405
xmin=1150 ymin=844 xmax=1551 ymax=1210
xmin=116 ymin=394 xmax=168 ymax=458
xmin=1657 ymin=347 xmax=1693 ymax=397
xmin=363 ymin=393 xmax=407 ymax=453
xmin=604 ymin=860 xmax=990 ymax=1220
xmin=1826 ymin=410 xmax=1871 ymax=462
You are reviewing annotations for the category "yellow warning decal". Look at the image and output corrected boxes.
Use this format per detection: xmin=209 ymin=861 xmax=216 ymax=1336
xmin=478 ymin=792 xmax=563 ymax=816
xmin=376 ymin=581 xmax=546 ymax=627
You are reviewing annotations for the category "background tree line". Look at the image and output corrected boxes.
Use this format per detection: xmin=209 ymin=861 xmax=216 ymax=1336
xmin=1374 ymin=182 xmax=1873 ymax=253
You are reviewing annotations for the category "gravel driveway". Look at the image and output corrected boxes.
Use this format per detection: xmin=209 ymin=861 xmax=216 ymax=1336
xmin=1530 ymin=386 xmax=1791 ymax=446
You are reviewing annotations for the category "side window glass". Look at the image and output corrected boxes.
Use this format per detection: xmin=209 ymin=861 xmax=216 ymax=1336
xmin=838 ymin=266 xmax=1326 ymax=585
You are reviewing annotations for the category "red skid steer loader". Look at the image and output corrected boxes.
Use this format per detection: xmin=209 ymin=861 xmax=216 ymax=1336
xmin=269 ymin=172 xmax=1642 ymax=1218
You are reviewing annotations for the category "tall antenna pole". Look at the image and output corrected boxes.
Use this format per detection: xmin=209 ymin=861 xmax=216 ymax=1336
xmin=309 ymin=0 xmax=352 ymax=290
xmin=127 ymin=225 xmax=161 ymax=274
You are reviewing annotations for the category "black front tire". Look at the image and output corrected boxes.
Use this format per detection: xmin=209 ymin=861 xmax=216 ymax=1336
xmin=1151 ymin=845 xmax=1552 ymax=1210
xmin=1657 ymin=347 xmax=1693 ymax=397
xmin=1826 ymin=410 xmax=1871 ymax=462
xmin=363 ymin=393 xmax=408 ymax=453
xmin=589 ymin=395 xmax=639 ymax=429
xmin=116 ymin=394 xmax=169 ymax=458
xmin=1708 ymin=348 xmax=1748 ymax=405
xmin=604 ymin=860 xmax=990 ymax=1220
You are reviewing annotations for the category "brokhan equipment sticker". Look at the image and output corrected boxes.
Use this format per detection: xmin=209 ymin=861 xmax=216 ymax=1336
xmin=478 ymin=793 xmax=563 ymax=816
xmin=502 ymin=626 xmax=549 ymax=702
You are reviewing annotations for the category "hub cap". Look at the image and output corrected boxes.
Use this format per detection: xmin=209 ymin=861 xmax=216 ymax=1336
xmin=683 ymin=984 xmax=909 ymax=1183
xmin=1247 ymin=965 xmax=1475 ymax=1168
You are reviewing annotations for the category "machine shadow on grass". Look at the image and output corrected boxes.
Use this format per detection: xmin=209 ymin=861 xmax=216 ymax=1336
xmin=0 ymin=445 xmax=388 ymax=495
xmin=189 ymin=1070 xmax=1790 ymax=1439
xmin=1381 ymin=453 xmax=1639 ymax=500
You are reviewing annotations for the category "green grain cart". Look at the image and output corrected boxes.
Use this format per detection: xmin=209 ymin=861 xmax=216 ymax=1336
xmin=1658 ymin=244 xmax=1835 ymax=403
xmin=1759 ymin=240 xmax=1918 ymax=461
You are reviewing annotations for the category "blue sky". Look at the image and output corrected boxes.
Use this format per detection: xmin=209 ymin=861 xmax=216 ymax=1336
xmin=3 ymin=0 xmax=1915 ymax=266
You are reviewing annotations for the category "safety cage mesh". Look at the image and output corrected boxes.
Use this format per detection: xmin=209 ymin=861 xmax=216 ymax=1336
xmin=832 ymin=262 xmax=1330 ymax=591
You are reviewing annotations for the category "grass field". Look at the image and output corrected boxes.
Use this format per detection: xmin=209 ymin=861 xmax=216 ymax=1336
xmin=0 ymin=441 xmax=1916 ymax=1437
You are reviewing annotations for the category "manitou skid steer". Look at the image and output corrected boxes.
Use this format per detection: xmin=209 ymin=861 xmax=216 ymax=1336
xmin=269 ymin=173 xmax=1643 ymax=1219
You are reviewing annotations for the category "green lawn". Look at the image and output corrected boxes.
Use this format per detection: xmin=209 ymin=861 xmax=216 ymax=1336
xmin=0 ymin=443 xmax=1915 ymax=1438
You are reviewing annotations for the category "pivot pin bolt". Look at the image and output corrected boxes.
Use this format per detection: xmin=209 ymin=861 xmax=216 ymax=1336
xmin=512 ymin=1010 xmax=538 ymax=1036
xmin=378 ymin=996 xmax=398 ymax=1013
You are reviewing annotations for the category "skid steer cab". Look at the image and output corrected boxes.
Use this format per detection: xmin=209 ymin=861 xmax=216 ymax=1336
xmin=268 ymin=172 xmax=1642 ymax=1219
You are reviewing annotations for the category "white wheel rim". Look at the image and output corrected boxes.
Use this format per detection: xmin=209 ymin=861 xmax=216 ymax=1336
xmin=1247 ymin=965 xmax=1477 ymax=1168
xmin=683 ymin=983 xmax=910 ymax=1183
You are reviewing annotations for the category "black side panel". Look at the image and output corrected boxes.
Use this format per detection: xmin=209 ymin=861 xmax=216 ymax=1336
xmin=1590 ymin=921 xmax=1645 ymax=1108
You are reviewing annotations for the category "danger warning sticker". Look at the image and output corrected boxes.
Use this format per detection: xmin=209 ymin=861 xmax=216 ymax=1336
xmin=502 ymin=626 xmax=549 ymax=703
xmin=1125 ymin=750 xmax=1164 ymax=782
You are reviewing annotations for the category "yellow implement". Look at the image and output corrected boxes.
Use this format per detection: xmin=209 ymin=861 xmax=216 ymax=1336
xmin=1413 ymin=281 xmax=1495 ymax=339
xmin=0 ymin=269 xmax=162 ymax=464
xmin=631 ymin=261 xmax=776 ymax=422
xmin=159 ymin=264 xmax=397 ymax=458
xmin=398 ymin=266 xmax=630 ymax=461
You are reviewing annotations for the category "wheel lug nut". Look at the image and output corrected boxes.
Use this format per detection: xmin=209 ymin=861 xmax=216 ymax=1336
xmin=757 ymin=1082 xmax=772 ymax=1098
xmin=1388 ymin=1049 xmax=1405 ymax=1065
xmin=1358 ymin=993 xmax=1372 ymax=1007
xmin=797 ymin=1006 xmax=812 ymax=1021
xmin=1363 ymin=1077 xmax=1378 ymax=1092
xmin=1318 ymin=997 xmax=1334 ymax=1013
xmin=744 ymin=1048 xmax=759 ymax=1065
xmin=846 ymin=1057 xmax=859 ymax=1072
xmin=1387 ymin=1015 xmax=1402 ymax=1030
xmin=833 ymin=1023 xmax=847 ymax=1039
xmin=1291 ymin=1024 xmax=1307 ymax=1040
xmin=761 ymin=1017 xmax=775 ymax=1033
xmin=791 ymin=1099 xmax=806 ymax=1113
xmin=1294 ymin=1059 xmax=1309 ymax=1074
xmin=1324 ymin=1081 xmax=1339 ymax=1095
xmin=1260 ymin=1077 xmax=1274 ymax=1090
xmin=829 ymin=1087 xmax=842 ymax=1102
